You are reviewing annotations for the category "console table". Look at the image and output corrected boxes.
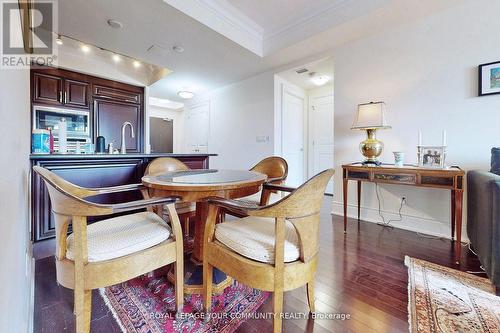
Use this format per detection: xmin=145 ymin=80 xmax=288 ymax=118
xmin=342 ymin=163 xmax=465 ymax=264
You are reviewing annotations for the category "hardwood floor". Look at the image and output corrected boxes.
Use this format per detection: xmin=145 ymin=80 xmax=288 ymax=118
xmin=34 ymin=197 xmax=483 ymax=332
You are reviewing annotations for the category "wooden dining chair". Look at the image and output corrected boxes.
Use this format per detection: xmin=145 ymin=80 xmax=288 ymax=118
xmin=202 ymin=169 xmax=334 ymax=333
xmin=243 ymin=156 xmax=288 ymax=205
xmin=33 ymin=166 xmax=184 ymax=333
xmin=145 ymin=157 xmax=197 ymax=246
xmin=221 ymin=156 xmax=288 ymax=221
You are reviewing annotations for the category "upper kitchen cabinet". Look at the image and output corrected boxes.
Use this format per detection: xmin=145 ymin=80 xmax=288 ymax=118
xmin=94 ymin=99 xmax=142 ymax=152
xmin=30 ymin=65 xmax=145 ymax=153
xmin=32 ymin=70 xmax=90 ymax=109
xmin=93 ymin=85 xmax=141 ymax=104
xmin=32 ymin=73 xmax=63 ymax=106
xmin=64 ymin=79 xmax=90 ymax=108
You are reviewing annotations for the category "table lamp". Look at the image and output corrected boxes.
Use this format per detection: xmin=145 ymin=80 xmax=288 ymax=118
xmin=351 ymin=101 xmax=391 ymax=166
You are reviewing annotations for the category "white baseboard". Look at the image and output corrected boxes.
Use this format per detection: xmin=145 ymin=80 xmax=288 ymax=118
xmin=331 ymin=200 xmax=468 ymax=243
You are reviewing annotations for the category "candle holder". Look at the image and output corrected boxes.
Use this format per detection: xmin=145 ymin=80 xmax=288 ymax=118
xmin=417 ymin=145 xmax=447 ymax=168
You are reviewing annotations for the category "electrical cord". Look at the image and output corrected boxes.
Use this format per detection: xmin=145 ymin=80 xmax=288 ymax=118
xmin=375 ymin=183 xmax=405 ymax=227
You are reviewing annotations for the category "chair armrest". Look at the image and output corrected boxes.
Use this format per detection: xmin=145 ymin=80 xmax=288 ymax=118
xmin=111 ymin=196 xmax=180 ymax=214
xmin=264 ymin=177 xmax=285 ymax=184
xmin=207 ymin=197 xmax=263 ymax=215
xmin=85 ymin=183 xmax=146 ymax=196
xmin=263 ymin=183 xmax=296 ymax=193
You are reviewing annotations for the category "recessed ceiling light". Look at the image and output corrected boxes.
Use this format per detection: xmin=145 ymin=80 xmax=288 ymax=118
xmin=112 ymin=54 xmax=121 ymax=62
xmin=133 ymin=60 xmax=141 ymax=68
xmin=107 ymin=19 xmax=123 ymax=29
xmin=310 ymin=75 xmax=330 ymax=86
xmin=177 ymin=91 xmax=194 ymax=99
xmin=172 ymin=45 xmax=184 ymax=53
xmin=81 ymin=44 xmax=90 ymax=53
xmin=56 ymin=36 xmax=63 ymax=45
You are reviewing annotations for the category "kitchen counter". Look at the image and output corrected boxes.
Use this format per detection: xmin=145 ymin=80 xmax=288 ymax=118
xmin=30 ymin=152 xmax=217 ymax=160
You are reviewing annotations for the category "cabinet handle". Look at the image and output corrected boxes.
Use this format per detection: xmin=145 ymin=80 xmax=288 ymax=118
xmin=59 ymin=91 xmax=63 ymax=103
xmin=64 ymin=91 xmax=67 ymax=103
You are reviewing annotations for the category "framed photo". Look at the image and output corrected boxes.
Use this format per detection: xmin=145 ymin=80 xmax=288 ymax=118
xmin=417 ymin=146 xmax=447 ymax=169
xmin=479 ymin=61 xmax=500 ymax=96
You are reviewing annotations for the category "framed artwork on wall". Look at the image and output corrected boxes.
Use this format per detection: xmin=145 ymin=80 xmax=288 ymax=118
xmin=479 ymin=61 xmax=500 ymax=96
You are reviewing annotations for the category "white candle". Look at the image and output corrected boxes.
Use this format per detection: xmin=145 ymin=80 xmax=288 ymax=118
xmin=418 ymin=131 xmax=422 ymax=146
xmin=442 ymin=130 xmax=447 ymax=146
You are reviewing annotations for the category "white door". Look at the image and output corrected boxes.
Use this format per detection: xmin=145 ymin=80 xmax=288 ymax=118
xmin=282 ymin=88 xmax=306 ymax=187
xmin=185 ymin=102 xmax=209 ymax=153
xmin=310 ymin=95 xmax=334 ymax=194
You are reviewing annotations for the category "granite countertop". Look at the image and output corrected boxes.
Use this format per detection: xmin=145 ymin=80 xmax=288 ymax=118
xmin=30 ymin=153 xmax=217 ymax=160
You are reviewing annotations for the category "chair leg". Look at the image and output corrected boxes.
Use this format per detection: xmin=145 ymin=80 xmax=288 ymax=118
xmin=184 ymin=216 xmax=190 ymax=237
xmin=273 ymin=291 xmax=284 ymax=333
xmin=306 ymin=280 xmax=315 ymax=313
xmin=174 ymin=256 xmax=184 ymax=311
xmin=203 ymin=261 xmax=213 ymax=311
xmin=74 ymin=288 xmax=92 ymax=333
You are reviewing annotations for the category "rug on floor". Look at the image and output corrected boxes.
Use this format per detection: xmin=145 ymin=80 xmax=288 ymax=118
xmin=405 ymin=256 xmax=500 ymax=333
xmin=100 ymin=273 xmax=269 ymax=333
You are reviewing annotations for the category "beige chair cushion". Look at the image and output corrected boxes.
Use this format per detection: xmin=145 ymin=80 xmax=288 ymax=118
xmin=66 ymin=212 xmax=171 ymax=263
xmin=237 ymin=191 xmax=284 ymax=206
xmin=214 ymin=216 xmax=300 ymax=263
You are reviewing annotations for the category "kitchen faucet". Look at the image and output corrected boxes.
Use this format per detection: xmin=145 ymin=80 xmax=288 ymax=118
xmin=120 ymin=122 xmax=135 ymax=154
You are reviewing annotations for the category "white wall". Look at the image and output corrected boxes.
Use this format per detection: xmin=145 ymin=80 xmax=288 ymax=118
xmin=331 ymin=0 xmax=500 ymax=239
xmin=0 ymin=69 xmax=31 ymax=330
xmin=146 ymin=105 xmax=185 ymax=153
xmin=205 ymin=71 xmax=275 ymax=169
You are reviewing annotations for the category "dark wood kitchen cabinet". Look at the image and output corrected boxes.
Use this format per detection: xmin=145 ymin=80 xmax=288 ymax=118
xmin=33 ymin=72 xmax=90 ymax=109
xmin=94 ymin=99 xmax=142 ymax=152
xmin=32 ymin=158 xmax=144 ymax=241
xmin=31 ymin=65 xmax=145 ymax=154
xmin=32 ymin=73 xmax=63 ymax=105
xmin=64 ymin=79 xmax=90 ymax=108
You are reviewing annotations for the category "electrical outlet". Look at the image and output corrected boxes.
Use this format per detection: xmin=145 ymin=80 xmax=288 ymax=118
xmin=402 ymin=197 xmax=407 ymax=204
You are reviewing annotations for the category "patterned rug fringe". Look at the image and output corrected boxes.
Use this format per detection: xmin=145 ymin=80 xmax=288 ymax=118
xmin=99 ymin=288 xmax=127 ymax=333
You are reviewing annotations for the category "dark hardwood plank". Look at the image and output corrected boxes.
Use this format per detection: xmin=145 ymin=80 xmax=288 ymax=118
xmin=33 ymin=197 xmax=484 ymax=332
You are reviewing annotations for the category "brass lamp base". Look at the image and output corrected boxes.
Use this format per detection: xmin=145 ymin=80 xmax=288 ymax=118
xmin=359 ymin=128 xmax=384 ymax=165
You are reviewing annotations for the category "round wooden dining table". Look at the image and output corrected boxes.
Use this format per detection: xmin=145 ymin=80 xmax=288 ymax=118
xmin=142 ymin=169 xmax=267 ymax=293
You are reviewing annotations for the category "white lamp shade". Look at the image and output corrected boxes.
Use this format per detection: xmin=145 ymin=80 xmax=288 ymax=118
xmin=351 ymin=101 xmax=391 ymax=129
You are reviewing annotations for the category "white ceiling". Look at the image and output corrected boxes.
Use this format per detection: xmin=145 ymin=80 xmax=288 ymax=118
xmin=277 ymin=57 xmax=334 ymax=90
xmin=230 ymin=0 xmax=341 ymax=34
xmin=56 ymin=0 xmax=465 ymax=102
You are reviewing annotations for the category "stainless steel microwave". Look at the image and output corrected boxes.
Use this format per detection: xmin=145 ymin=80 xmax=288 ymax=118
xmin=33 ymin=105 xmax=90 ymax=140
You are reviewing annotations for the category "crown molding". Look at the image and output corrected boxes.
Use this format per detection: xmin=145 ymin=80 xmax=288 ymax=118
xmin=164 ymin=0 xmax=391 ymax=57
xmin=262 ymin=0 xmax=391 ymax=54
xmin=163 ymin=0 xmax=264 ymax=56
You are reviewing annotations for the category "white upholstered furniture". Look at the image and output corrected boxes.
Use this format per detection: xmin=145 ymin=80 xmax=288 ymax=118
xmin=33 ymin=166 xmax=184 ymax=333
xmin=66 ymin=212 xmax=172 ymax=262
xmin=214 ymin=216 xmax=300 ymax=263
xmin=203 ymin=169 xmax=335 ymax=333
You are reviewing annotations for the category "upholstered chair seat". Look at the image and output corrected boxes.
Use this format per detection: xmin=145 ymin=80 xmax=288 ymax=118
xmin=214 ymin=216 xmax=300 ymax=263
xmin=66 ymin=212 xmax=172 ymax=262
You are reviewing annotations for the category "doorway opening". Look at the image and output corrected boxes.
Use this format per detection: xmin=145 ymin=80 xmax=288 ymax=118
xmin=274 ymin=57 xmax=334 ymax=193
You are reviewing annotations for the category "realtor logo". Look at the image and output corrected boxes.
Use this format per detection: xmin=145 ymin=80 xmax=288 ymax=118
xmin=1 ymin=0 xmax=57 ymax=68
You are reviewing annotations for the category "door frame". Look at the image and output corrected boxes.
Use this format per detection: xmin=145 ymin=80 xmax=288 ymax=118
xmin=274 ymin=75 xmax=307 ymax=183
xmin=307 ymin=88 xmax=334 ymax=178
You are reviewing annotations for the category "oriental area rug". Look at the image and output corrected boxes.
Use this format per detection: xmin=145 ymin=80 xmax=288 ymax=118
xmin=101 ymin=273 xmax=269 ymax=333
xmin=405 ymin=256 xmax=500 ymax=333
